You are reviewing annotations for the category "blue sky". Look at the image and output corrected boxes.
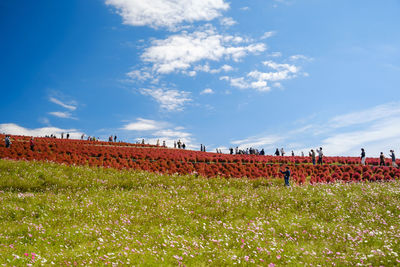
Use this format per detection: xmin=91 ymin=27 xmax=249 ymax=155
xmin=1 ymin=0 xmax=400 ymax=156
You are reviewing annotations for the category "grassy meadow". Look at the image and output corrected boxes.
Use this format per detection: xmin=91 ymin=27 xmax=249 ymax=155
xmin=0 ymin=159 xmax=400 ymax=266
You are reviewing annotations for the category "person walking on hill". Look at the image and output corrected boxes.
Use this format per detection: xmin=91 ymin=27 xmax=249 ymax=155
xmin=360 ymin=148 xmax=366 ymax=166
xmin=379 ymin=152 xmax=385 ymax=166
xmin=316 ymin=147 xmax=323 ymax=165
xmin=280 ymin=166 xmax=291 ymax=187
xmin=30 ymin=137 xmax=35 ymax=151
xmin=114 ymin=135 xmax=117 ymax=142
xmin=309 ymin=149 xmax=316 ymax=165
xmin=275 ymin=148 xmax=280 ymax=156
xmin=280 ymin=148 xmax=285 ymax=156
xmin=5 ymin=135 xmax=11 ymax=148
xmin=389 ymin=150 xmax=398 ymax=167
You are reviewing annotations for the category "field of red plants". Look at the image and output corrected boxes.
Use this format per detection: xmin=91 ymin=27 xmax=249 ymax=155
xmin=1 ymin=134 xmax=400 ymax=184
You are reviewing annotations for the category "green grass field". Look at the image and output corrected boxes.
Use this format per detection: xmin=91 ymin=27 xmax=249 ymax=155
xmin=1 ymin=159 xmax=400 ymax=266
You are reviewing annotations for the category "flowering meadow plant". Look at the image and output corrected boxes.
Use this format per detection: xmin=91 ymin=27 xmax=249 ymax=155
xmin=0 ymin=159 xmax=400 ymax=265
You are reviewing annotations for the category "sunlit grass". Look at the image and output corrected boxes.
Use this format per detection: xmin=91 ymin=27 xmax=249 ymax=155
xmin=0 ymin=159 xmax=399 ymax=265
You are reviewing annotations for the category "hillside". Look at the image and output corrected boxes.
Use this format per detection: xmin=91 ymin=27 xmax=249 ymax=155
xmin=1 ymin=134 xmax=400 ymax=184
xmin=1 ymin=159 xmax=400 ymax=265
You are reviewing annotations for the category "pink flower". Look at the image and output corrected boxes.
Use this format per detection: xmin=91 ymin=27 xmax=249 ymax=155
xmin=244 ymin=256 xmax=249 ymax=261
xmin=276 ymin=255 xmax=281 ymax=260
xmin=268 ymin=263 xmax=276 ymax=267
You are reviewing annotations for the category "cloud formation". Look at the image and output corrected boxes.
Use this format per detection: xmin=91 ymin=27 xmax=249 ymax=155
xmin=106 ymin=0 xmax=229 ymax=30
xmin=49 ymin=97 xmax=77 ymax=111
xmin=141 ymin=27 xmax=266 ymax=74
xmin=200 ymin=88 xmax=214 ymax=95
xmin=0 ymin=123 xmax=83 ymax=139
xmin=140 ymin=88 xmax=192 ymax=111
xmin=221 ymin=60 xmax=300 ymax=92
xmin=122 ymin=118 xmax=165 ymax=131
xmin=48 ymin=111 xmax=76 ymax=119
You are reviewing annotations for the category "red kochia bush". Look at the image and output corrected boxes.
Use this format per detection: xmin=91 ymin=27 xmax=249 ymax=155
xmin=1 ymin=134 xmax=400 ymax=183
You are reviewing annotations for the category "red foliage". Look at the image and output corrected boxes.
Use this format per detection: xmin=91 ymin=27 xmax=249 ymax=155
xmin=1 ymin=134 xmax=400 ymax=185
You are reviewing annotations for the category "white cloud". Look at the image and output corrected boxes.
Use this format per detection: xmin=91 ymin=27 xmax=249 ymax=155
xmin=48 ymin=111 xmax=76 ymax=119
xmin=261 ymin=31 xmax=276 ymax=40
xmin=221 ymin=60 xmax=300 ymax=92
xmin=122 ymin=118 xmax=164 ymax=131
xmin=200 ymin=88 xmax=214 ymax=95
xmin=140 ymin=88 xmax=192 ymax=111
xmin=220 ymin=17 xmax=237 ymax=27
xmin=0 ymin=123 xmax=83 ymax=139
xmin=329 ymin=103 xmax=400 ymax=129
xmin=240 ymin=6 xmax=250 ymax=11
xmin=268 ymin=52 xmax=282 ymax=58
xmin=49 ymin=97 xmax=77 ymax=111
xmin=193 ymin=63 xmax=233 ymax=75
xmin=106 ymin=0 xmax=229 ymax=30
xmin=289 ymin=54 xmax=313 ymax=61
xmin=126 ymin=69 xmax=153 ymax=82
xmin=232 ymin=135 xmax=283 ymax=149
xmin=141 ymin=27 xmax=266 ymax=74
xmin=153 ymin=129 xmax=191 ymax=138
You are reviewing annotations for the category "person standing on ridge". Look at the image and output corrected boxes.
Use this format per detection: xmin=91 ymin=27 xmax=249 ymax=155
xmin=309 ymin=149 xmax=316 ymax=165
xmin=389 ymin=150 xmax=398 ymax=167
xmin=316 ymin=147 xmax=323 ymax=165
xmin=275 ymin=148 xmax=280 ymax=156
xmin=360 ymin=148 xmax=366 ymax=166
xmin=379 ymin=152 xmax=385 ymax=166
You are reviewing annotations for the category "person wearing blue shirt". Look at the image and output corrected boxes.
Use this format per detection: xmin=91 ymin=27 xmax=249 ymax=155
xmin=280 ymin=166 xmax=291 ymax=187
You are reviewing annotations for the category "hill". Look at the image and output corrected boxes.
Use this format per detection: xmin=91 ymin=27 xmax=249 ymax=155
xmin=1 ymin=134 xmax=400 ymax=184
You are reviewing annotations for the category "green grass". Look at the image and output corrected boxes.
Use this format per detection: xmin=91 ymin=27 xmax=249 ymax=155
xmin=0 ymin=159 xmax=400 ymax=266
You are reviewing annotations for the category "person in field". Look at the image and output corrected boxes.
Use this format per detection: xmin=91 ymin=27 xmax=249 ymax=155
xmin=30 ymin=137 xmax=35 ymax=151
xmin=280 ymin=148 xmax=285 ymax=156
xmin=291 ymin=151 xmax=295 ymax=156
xmin=379 ymin=152 xmax=385 ymax=166
xmin=280 ymin=166 xmax=291 ymax=187
xmin=275 ymin=148 xmax=280 ymax=156
xmin=389 ymin=150 xmax=398 ymax=167
xmin=5 ymin=135 xmax=11 ymax=148
xmin=309 ymin=149 xmax=316 ymax=165
xmin=316 ymin=147 xmax=323 ymax=165
xmin=360 ymin=148 xmax=366 ymax=165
